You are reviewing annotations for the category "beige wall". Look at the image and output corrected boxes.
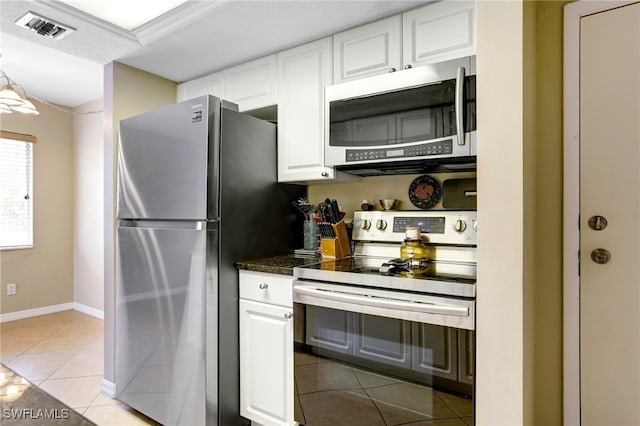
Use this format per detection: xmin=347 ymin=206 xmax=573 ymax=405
xmin=476 ymin=1 xmax=566 ymax=424
xmin=476 ymin=0 xmax=527 ymax=424
xmin=103 ymin=62 xmax=177 ymax=385
xmin=73 ymin=98 xmax=104 ymax=313
xmin=532 ymin=1 xmax=569 ymax=424
xmin=0 ymin=102 xmax=74 ymax=314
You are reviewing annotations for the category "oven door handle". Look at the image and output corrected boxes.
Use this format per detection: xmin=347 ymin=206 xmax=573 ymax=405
xmin=294 ymin=286 xmax=469 ymax=317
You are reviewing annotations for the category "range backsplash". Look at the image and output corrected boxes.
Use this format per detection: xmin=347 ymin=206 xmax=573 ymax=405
xmin=308 ymin=171 xmax=476 ymax=220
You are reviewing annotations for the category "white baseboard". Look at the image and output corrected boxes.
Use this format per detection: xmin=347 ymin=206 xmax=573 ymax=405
xmin=100 ymin=379 xmax=116 ymax=398
xmin=73 ymin=302 xmax=104 ymax=320
xmin=0 ymin=302 xmax=74 ymax=323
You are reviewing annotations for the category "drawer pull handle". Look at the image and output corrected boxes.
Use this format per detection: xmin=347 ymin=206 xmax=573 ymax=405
xmin=284 ymin=312 xmax=293 ymax=319
xmin=258 ymin=283 xmax=268 ymax=290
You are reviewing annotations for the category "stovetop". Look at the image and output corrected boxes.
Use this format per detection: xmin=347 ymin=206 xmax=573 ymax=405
xmin=293 ymin=210 xmax=477 ymax=298
xmin=293 ymin=255 xmax=476 ymax=298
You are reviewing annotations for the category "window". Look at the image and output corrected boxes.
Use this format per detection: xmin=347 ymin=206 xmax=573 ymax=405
xmin=0 ymin=132 xmax=35 ymax=249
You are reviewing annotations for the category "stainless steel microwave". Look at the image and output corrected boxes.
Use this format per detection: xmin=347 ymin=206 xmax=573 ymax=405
xmin=325 ymin=56 xmax=476 ymax=175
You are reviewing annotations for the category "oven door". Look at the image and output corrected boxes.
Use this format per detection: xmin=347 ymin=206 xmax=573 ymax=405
xmin=292 ymin=280 xmax=475 ymax=425
xmin=294 ymin=281 xmax=474 ymax=330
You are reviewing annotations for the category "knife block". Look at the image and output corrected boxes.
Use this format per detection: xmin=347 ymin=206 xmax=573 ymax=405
xmin=320 ymin=220 xmax=351 ymax=259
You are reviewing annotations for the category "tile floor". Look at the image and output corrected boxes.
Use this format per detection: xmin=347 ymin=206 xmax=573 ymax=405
xmin=1 ymin=310 xmax=473 ymax=426
xmin=294 ymin=349 xmax=474 ymax=426
xmin=0 ymin=310 xmax=157 ymax=426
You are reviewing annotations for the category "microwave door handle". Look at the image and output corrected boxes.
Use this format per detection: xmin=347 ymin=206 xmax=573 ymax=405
xmin=455 ymin=66 xmax=466 ymax=146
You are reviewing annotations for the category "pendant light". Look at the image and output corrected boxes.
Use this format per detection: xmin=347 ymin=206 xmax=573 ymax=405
xmin=0 ymin=70 xmax=40 ymax=115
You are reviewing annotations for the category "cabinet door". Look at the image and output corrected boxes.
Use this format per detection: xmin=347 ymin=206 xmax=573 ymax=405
xmin=223 ymin=55 xmax=277 ymax=112
xmin=411 ymin=323 xmax=458 ymax=381
xmin=457 ymin=329 xmax=474 ymax=385
xmin=354 ymin=314 xmax=411 ymax=369
xmin=333 ymin=15 xmax=402 ymax=83
xmin=277 ymin=37 xmax=336 ymax=182
xmin=305 ymin=305 xmax=354 ymax=355
xmin=403 ymin=1 xmax=476 ymax=67
xmin=240 ymin=299 xmax=294 ymax=426
xmin=177 ymin=71 xmax=223 ymax=102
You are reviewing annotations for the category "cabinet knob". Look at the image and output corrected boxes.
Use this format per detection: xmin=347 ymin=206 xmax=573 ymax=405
xmin=284 ymin=312 xmax=293 ymax=319
xmin=321 ymin=171 xmax=329 ymax=177
xmin=388 ymin=68 xmax=397 ymax=73
xmin=258 ymin=283 xmax=268 ymax=289
xmin=404 ymin=65 xmax=412 ymax=70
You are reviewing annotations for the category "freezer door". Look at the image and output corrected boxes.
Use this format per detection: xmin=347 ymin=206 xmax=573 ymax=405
xmin=115 ymin=220 xmax=215 ymax=425
xmin=117 ymin=96 xmax=219 ymax=220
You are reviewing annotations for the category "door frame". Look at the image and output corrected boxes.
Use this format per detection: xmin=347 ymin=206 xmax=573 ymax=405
xmin=563 ymin=1 xmax=638 ymax=424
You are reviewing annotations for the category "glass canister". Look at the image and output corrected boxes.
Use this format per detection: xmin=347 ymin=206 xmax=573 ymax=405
xmin=400 ymin=227 xmax=428 ymax=260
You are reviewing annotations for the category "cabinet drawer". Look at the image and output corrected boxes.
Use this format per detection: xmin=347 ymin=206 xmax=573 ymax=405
xmin=239 ymin=270 xmax=293 ymax=308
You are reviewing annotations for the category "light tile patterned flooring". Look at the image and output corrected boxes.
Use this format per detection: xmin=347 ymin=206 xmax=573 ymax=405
xmin=0 ymin=310 xmax=157 ymax=425
xmin=294 ymin=350 xmax=473 ymax=426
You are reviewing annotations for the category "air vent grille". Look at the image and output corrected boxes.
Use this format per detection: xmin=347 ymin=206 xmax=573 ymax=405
xmin=15 ymin=12 xmax=76 ymax=40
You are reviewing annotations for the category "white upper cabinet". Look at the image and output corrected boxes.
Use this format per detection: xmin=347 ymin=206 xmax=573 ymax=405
xmin=333 ymin=15 xmax=402 ymax=84
xmin=177 ymin=72 xmax=223 ymax=101
xmin=177 ymin=55 xmax=277 ymax=112
xmin=223 ymin=55 xmax=277 ymax=112
xmin=334 ymin=1 xmax=476 ymax=83
xmin=403 ymin=1 xmax=476 ymax=67
xmin=277 ymin=38 xmax=337 ymax=183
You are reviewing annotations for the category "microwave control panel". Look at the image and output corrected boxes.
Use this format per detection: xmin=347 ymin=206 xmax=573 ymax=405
xmin=345 ymin=139 xmax=453 ymax=162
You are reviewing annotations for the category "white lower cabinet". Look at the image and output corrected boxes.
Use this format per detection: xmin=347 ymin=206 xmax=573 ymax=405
xmin=239 ymin=271 xmax=294 ymax=426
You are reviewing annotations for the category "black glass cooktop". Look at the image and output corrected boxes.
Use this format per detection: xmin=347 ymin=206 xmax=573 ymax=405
xmin=298 ymin=256 xmax=476 ymax=284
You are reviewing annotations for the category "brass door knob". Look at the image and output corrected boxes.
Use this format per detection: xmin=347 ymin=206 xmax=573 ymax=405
xmin=588 ymin=215 xmax=608 ymax=231
xmin=591 ymin=248 xmax=611 ymax=264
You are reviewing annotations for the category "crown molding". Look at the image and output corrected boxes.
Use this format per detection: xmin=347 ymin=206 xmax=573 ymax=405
xmin=134 ymin=0 xmax=233 ymax=46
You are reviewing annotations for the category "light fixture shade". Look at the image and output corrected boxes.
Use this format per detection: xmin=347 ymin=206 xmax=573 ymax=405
xmin=10 ymin=98 xmax=39 ymax=115
xmin=0 ymin=87 xmax=25 ymax=106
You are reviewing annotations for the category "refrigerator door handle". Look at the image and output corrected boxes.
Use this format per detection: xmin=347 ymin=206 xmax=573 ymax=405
xmin=118 ymin=219 xmax=205 ymax=230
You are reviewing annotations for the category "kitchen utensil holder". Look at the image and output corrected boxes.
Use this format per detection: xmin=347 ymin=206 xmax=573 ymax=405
xmin=303 ymin=220 xmax=320 ymax=251
xmin=320 ymin=220 xmax=351 ymax=259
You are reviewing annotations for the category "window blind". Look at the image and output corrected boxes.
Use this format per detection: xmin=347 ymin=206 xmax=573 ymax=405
xmin=0 ymin=137 xmax=33 ymax=249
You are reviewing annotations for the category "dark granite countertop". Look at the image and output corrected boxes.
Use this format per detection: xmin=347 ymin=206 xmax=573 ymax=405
xmin=236 ymin=253 xmax=321 ymax=276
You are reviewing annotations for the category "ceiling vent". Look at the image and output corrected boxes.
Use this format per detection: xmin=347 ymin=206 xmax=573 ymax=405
xmin=15 ymin=11 xmax=76 ymax=40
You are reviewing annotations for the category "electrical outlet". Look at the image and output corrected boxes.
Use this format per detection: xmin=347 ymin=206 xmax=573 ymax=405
xmin=7 ymin=283 xmax=16 ymax=296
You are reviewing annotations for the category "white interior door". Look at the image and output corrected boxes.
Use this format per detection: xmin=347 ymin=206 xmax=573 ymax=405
xmin=580 ymin=3 xmax=640 ymax=425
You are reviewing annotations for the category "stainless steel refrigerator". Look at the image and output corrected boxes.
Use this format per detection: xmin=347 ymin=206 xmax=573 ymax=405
xmin=115 ymin=95 xmax=303 ymax=425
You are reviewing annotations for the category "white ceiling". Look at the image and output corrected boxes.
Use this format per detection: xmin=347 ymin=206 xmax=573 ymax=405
xmin=0 ymin=0 xmax=429 ymax=108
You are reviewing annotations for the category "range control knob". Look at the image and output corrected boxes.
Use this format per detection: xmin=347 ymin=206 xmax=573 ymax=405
xmin=361 ymin=219 xmax=372 ymax=230
xmin=453 ymin=219 xmax=467 ymax=232
xmin=376 ymin=219 xmax=387 ymax=231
